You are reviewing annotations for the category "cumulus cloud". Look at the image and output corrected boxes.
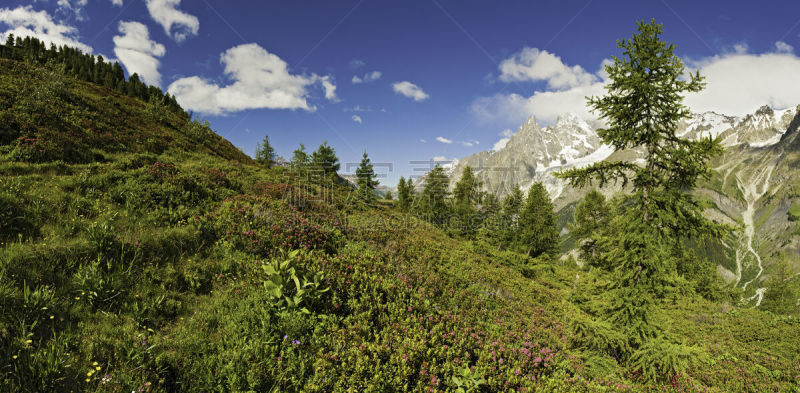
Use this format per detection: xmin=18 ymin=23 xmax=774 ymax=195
xmin=113 ymin=21 xmax=165 ymax=86
xmin=475 ymin=42 xmax=800 ymax=127
xmin=54 ymin=0 xmax=88 ymax=20
xmin=499 ymin=47 xmax=598 ymax=89
xmin=168 ymin=43 xmax=337 ymax=115
xmin=775 ymin=41 xmax=793 ymax=53
xmin=145 ymin=0 xmax=198 ymax=42
xmin=352 ymin=70 xmax=382 ymax=84
xmin=0 ymin=5 xmax=92 ymax=52
xmin=352 ymin=115 xmax=362 ymax=124
xmin=436 ymin=136 xmax=452 ymax=144
xmin=392 ymin=81 xmax=429 ymax=102
xmin=684 ymin=44 xmax=800 ymax=115
xmin=492 ymin=129 xmax=513 ymax=151
xmin=110 ymin=0 xmax=123 ymax=6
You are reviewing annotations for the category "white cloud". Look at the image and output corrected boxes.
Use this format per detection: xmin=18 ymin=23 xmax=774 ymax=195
xmin=352 ymin=115 xmax=362 ymax=124
xmin=685 ymin=45 xmax=800 ymax=115
xmin=392 ymin=81 xmax=429 ymax=102
xmin=436 ymin=136 xmax=452 ymax=144
xmin=775 ymin=41 xmax=793 ymax=54
xmin=110 ymin=0 xmax=123 ymax=6
xmin=55 ymin=0 xmax=88 ymax=20
xmin=476 ymin=42 xmax=800 ymax=127
xmin=168 ymin=43 xmax=337 ymax=115
xmin=459 ymin=140 xmax=479 ymax=147
xmin=432 ymin=156 xmax=449 ymax=161
xmin=0 ymin=5 xmax=92 ymax=52
xmin=419 ymin=139 xmax=426 ymax=143
xmin=352 ymin=70 xmax=382 ymax=84
xmin=492 ymin=129 xmax=513 ymax=151
xmin=349 ymin=59 xmax=365 ymax=70
xmin=344 ymin=105 xmax=371 ymax=112
xmin=499 ymin=47 xmax=598 ymax=90
xmin=113 ymin=21 xmax=165 ymax=86
xmin=145 ymin=0 xmax=198 ymax=42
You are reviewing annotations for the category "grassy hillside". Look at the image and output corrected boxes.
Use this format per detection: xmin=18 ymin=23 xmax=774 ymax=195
xmin=1 ymin=56 xmax=800 ymax=392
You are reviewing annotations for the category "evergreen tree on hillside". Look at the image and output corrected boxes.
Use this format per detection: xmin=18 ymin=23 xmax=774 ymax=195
xmin=570 ymin=190 xmax=610 ymax=264
xmin=291 ymin=144 xmax=311 ymax=169
xmin=355 ymin=151 xmax=378 ymax=199
xmin=397 ymin=177 xmax=414 ymax=211
xmin=255 ymin=134 xmax=276 ymax=168
xmin=311 ymin=141 xmax=340 ymax=176
xmin=556 ymin=20 xmax=726 ymax=373
xmin=494 ymin=185 xmax=524 ymax=250
xmin=415 ymin=165 xmax=450 ymax=226
xmin=516 ymin=182 xmax=559 ymax=258
xmin=452 ymin=166 xmax=482 ymax=238
xmin=384 ymin=191 xmax=393 ymax=201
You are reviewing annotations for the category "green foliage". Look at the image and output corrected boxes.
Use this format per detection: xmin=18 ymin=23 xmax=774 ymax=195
xmin=451 ymin=365 xmax=486 ymax=393
xmin=451 ymin=166 xmax=482 ymax=238
xmin=760 ymin=255 xmax=800 ymax=315
xmin=396 ymin=176 xmax=414 ymax=211
xmin=255 ymin=134 xmax=276 ymax=168
xmin=788 ymin=202 xmax=800 ymax=222
xmin=311 ymin=141 xmax=340 ymax=176
xmin=261 ymin=249 xmax=329 ymax=316
xmin=414 ymin=165 xmax=450 ymax=226
xmin=516 ymin=182 xmax=559 ymax=258
xmin=290 ymin=143 xmax=311 ymax=170
xmin=570 ymin=190 xmax=610 ymax=264
xmin=629 ymin=337 xmax=708 ymax=382
xmin=0 ymin=189 xmax=40 ymax=242
xmin=355 ymin=150 xmax=378 ymax=200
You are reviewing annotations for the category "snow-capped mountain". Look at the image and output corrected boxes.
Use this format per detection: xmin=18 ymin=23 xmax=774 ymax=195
xmin=449 ymin=105 xmax=800 ymax=200
xmin=447 ymin=113 xmax=612 ymax=199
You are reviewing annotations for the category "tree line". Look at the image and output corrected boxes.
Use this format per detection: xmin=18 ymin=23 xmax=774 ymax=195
xmin=0 ymin=35 xmax=185 ymax=116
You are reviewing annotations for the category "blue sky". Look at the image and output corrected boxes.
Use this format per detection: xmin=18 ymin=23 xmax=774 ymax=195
xmin=3 ymin=0 xmax=800 ymax=185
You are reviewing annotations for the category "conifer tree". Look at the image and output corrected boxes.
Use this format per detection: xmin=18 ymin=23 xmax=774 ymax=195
xmin=557 ymin=20 xmax=725 ymax=370
xmin=291 ymin=144 xmax=311 ymax=169
xmin=452 ymin=166 xmax=482 ymax=237
xmin=415 ymin=165 xmax=450 ymax=226
xmin=384 ymin=191 xmax=393 ymax=201
xmin=517 ymin=182 xmax=559 ymax=258
xmin=255 ymin=134 xmax=276 ymax=168
xmin=397 ymin=177 xmax=414 ymax=211
xmin=570 ymin=190 xmax=610 ymax=264
xmin=355 ymin=150 xmax=378 ymax=199
xmin=495 ymin=184 xmax=524 ymax=250
xmin=311 ymin=141 xmax=340 ymax=176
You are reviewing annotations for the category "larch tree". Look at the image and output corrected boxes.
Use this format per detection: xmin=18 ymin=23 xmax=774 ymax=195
xmin=355 ymin=150 xmax=378 ymax=200
xmin=516 ymin=182 xmax=559 ymax=258
xmin=556 ymin=19 xmax=726 ymax=375
xmin=254 ymin=134 xmax=276 ymax=168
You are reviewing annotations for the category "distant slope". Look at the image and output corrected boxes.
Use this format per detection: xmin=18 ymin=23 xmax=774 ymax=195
xmin=450 ymin=105 xmax=800 ymax=305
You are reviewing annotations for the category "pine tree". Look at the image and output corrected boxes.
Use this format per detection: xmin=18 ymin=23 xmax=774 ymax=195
xmin=517 ymin=182 xmax=559 ymax=258
xmin=5 ymin=33 xmax=14 ymax=47
xmin=570 ymin=190 xmax=610 ymax=264
xmin=255 ymin=134 xmax=276 ymax=168
xmin=556 ymin=20 xmax=726 ymax=370
xmin=311 ymin=141 xmax=340 ymax=176
xmin=452 ymin=166 xmax=482 ymax=238
xmin=384 ymin=191 xmax=393 ymax=201
xmin=291 ymin=144 xmax=311 ymax=169
xmin=355 ymin=150 xmax=378 ymax=199
xmin=495 ymin=185 xmax=524 ymax=250
xmin=397 ymin=177 xmax=414 ymax=211
xmin=415 ymin=165 xmax=450 ymax=226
